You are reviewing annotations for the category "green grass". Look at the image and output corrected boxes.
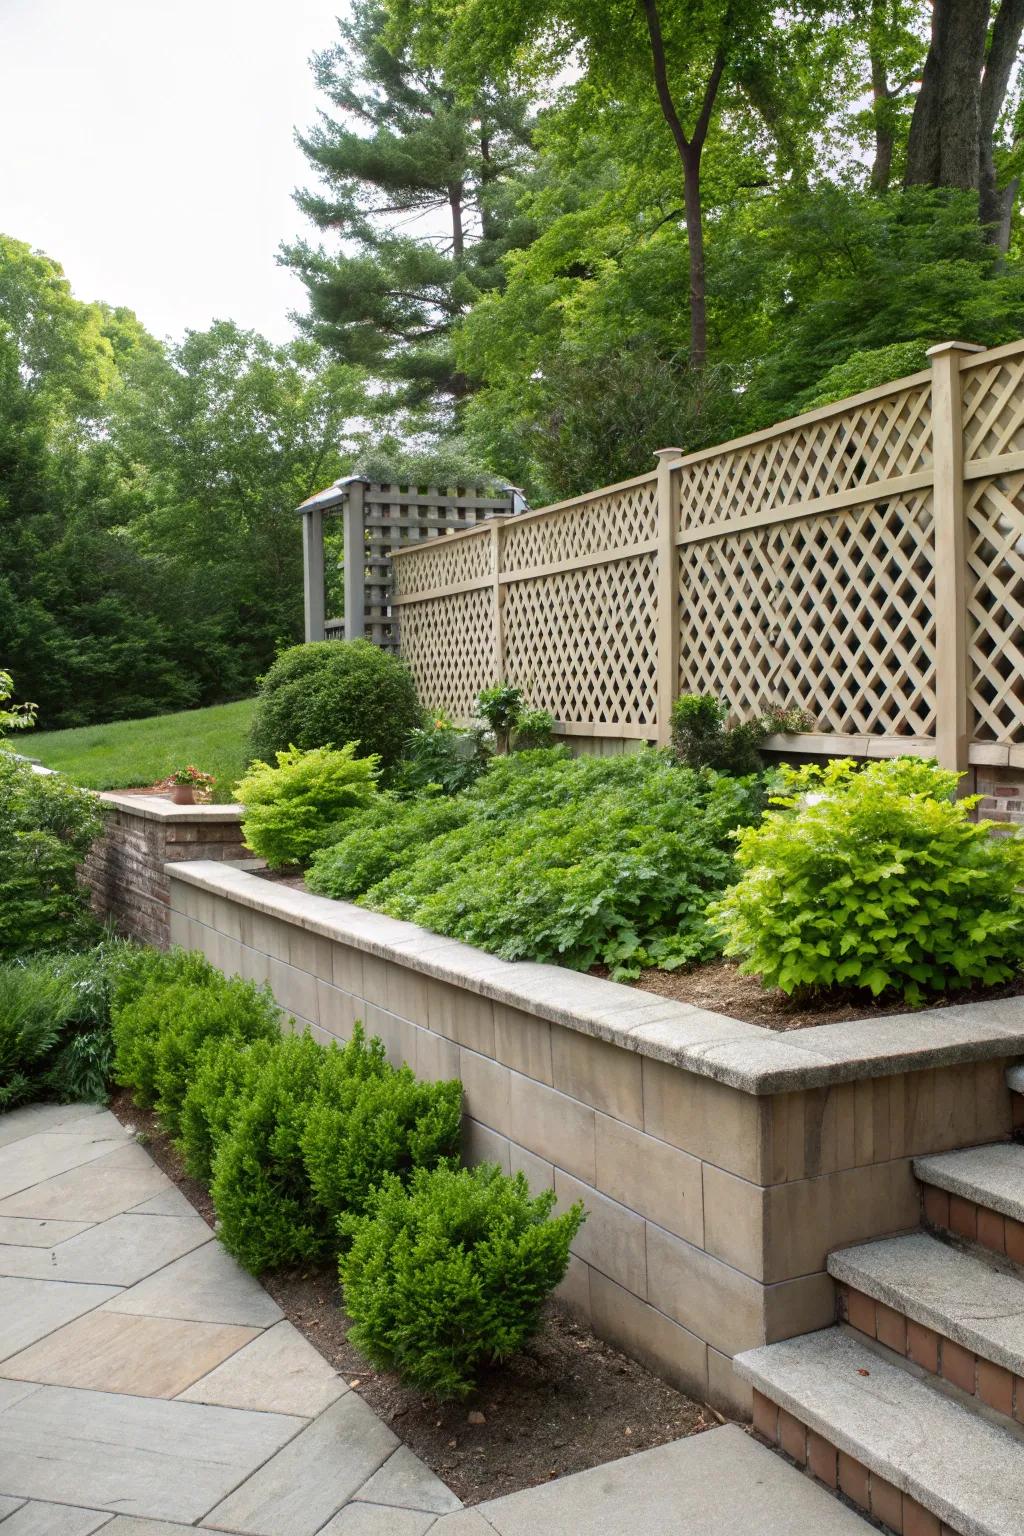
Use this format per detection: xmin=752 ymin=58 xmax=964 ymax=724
xmin=26 ymin=699 xmax=256 ymax=803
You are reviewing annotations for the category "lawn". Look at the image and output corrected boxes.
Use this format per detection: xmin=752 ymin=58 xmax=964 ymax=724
xmin=25 ymin=698 xmax=256 ymax=803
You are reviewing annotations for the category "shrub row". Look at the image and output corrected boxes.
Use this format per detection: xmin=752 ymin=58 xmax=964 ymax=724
xmin=110 ymin=950 xmax=584 ymax=1397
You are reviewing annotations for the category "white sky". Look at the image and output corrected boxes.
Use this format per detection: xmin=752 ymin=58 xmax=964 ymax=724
xmin=0 ymin=0 xmax=346 ymax=344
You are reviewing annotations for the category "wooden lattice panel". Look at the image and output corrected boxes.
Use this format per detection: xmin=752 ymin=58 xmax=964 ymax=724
xmin=678 ymin=493 xmax=937 ymax=736
xmin=676 ymin=384 xmax=932 ymax=534
xmin=502 ymin=554 xmax=659 ymax=727
xmin=398 ymin=589 xmax=496 ymax=717
xmin=961 ymin=348 xmax=1024 ymax=462
xmin=966 ymin=470 xmax=1024 ymax=741
xmin=392 ymin=531 xmax=493 ymax=598
xmin=500 ymin=480 xmax=658 ymax=574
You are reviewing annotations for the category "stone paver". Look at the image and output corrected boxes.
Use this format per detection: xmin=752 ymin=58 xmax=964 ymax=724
xmin=102 ymin=1240 xmax=283 ymax=1326
xmin=177 ymin=1319 xmax=346 ymax=1415
xmin=0 ymin=1102 xmax=106 ymax=1149
xmin=0 ymin=1278 xmax=121 ymax=1362
xmin=319 ymin=1507 xmax=438 ymax=1535
xmin=0 ymin=1495 xmax=26 ymax=1518
xmin=0 ymin=1500 xmax=113 ymax=1534
xmin=129 ymin=1187 xmax=196 ymax=1217
xmin=0 ymin=1384 xmax=304 ymax=1521
xmin=0 ymin=1216 xmax=92 ymax=1248
xmin=354 ymin=1445 xmax=461 ymax=1515
xmin=205 ymin=1393 xmax=399 ymax=1535
xmin=0 ymin=1143 xmax=170 ymax=1222
xmin=0 ymin=1130 xmax=128 ymax=1201
xmin=0 ymin=1310 xmax=259 ymax=1398
xmin=0 ymin=1213 xmax=212 ymax=1285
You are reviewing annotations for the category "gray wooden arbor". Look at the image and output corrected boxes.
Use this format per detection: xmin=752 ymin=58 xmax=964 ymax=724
xmin=298 ymin=476 xmax=525 ymax=652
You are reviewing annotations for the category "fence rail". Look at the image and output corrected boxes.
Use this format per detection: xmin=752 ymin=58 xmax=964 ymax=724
xmin=390 ymin=339 xmax=1024 ymax=769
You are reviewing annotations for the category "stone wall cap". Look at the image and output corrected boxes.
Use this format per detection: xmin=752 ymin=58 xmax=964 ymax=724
xmin=166 ymin=860 xmax=1024 ymax=1096
xmin=100 ymin=792 xmax=243 ymax=823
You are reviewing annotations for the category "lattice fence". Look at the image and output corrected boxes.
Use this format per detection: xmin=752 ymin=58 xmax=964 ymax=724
xmin=389 ymin=340 xmax=1024 ymax=767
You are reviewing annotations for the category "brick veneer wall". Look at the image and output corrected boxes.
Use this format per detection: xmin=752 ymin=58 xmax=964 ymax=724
xmin=165 ymin=862 xmax=1020 ymax=1419
xmin=83 ymin=794 xmax=248 ymax=947
xmin=973 ymin=764 xmax=1024 ymax=828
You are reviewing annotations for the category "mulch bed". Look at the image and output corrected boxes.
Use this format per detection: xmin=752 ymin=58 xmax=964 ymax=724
xmin=108 ymin=1090 xmax=715 ymax=1504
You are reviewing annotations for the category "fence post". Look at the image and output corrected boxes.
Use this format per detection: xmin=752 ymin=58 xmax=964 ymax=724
xmin=928 ymin=342 xmax=983 ymax=773
xmin=302 ymin=508 xmax=325 ymax=642
xmin=491 ymin=521 xmax=505 ymax=682
xmin=343 ymin=479 xmax=367 ymax=642
xmin=654 ymin=448 xmax=683 ymax=747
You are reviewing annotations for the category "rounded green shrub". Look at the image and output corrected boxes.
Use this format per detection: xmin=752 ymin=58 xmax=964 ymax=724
xmin=151 ymin=976 xmax=280 ymax=1136
xmin=339 ymin=1163 xmax=585 ymax=1399
xmin=710 ymin=757 xmax=1024 ymax=1002
xmin=0 ymin=754 xmax=103 ymax=957
xmin=246 ymin=641 xmax=421 ymax=771
xmin=178 ymin=1034 xmax=280 ymax=1182
xmin=303 ymin=1068 xmax=462 ymax=1224
xmin=111 ymin=950 xmax=219 ymax=1107
xmin=236 ymin=742 xmax=379 ymax=867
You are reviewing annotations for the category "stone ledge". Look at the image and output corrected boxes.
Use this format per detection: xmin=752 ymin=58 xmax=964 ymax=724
xmin=99 ymin=792 xmax=243 ymax=823
xmin=166 ymin=861 xmax=1024 ymax=1097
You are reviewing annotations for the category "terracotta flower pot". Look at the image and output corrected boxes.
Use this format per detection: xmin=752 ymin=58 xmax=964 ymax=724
xmin=170 ymin=783 xmax=196 ymax=805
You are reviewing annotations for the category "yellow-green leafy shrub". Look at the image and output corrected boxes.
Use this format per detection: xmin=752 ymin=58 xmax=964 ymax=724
xmin=236 ymin=742 xmax=379 ymax=866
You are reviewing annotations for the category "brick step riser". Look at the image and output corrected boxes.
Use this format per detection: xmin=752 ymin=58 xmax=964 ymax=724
xmin=838 ymin=1281 xmax=1024 ymax=1426
xmin=752 ymin=1388 xmax=957 ymax=1536
xmin=920 ymin=1181 xmax=1024 ymax=1263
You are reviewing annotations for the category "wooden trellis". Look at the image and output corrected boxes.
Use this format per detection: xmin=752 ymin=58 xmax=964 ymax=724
xmin=298 ymin=478 xmax=524 ymax=652
xmin=389 ymin=338 xmax=1024 ymax=770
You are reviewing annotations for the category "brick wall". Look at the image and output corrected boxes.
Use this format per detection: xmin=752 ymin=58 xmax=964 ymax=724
xmin=973 ymin=764 xmax=1024 ymax=829
xmin=84 ymin=794 xmax=248 ymax=947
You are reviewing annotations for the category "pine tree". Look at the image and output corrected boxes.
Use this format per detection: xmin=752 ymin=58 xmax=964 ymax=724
xmin=283 ymin=2 xmax=534 ymax=415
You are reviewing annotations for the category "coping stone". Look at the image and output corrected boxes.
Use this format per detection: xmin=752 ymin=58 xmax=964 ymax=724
xmin=1007 ymin=1063 xmax=1024 ymax=1095
xmin=828 ymin=1231 xmax=1024 ymax=1376
xmin=915 ymin=1143 xmax=1024 ymax=1225
xmin=168 ymin=860 xmax=1024 ymax=1097
xmin=734 ymin=1327 xmax=1024 ymax=1536
xmin=98 ymin=791 xmax=242 ymax=823
xmin=467 ymin=1423 xmax=870 ymax=1536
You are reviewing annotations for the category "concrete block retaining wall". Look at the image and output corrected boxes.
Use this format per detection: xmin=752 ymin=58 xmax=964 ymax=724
xmin=83 ymin=794 xmax=247 ymax=947
xmin=164 ymin=860 xmax=1024 ymax=1418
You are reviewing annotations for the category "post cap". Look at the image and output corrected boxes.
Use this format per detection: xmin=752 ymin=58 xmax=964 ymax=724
xmin=653 ymin=447 xmax=684 ymax=462
xmin=925 ymin=341 xmax=986 ymax=358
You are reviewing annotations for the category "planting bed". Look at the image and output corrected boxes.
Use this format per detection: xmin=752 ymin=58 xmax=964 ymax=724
xmin=109 ymin=1089 xmax=714 ymax=1505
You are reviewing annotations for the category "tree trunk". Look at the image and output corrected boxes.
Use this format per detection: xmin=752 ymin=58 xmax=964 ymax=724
xmin=979 ymin=0 xmax=1024 ymax=239
xmin=869 ymin=0 xmax=894 ymax=192
xmin=905 ymin=0 xmax=990 ymax=192
xmin=449 ymin=184 xmax=465 ymax=257
xmin=681 ymin=142 xmax=707 ymax=370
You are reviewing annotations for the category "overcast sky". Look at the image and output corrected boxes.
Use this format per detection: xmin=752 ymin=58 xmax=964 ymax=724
xmin=0 ymin=0 xmax=345 ymax=343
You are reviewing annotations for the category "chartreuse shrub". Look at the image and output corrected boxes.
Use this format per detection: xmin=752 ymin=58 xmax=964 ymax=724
xmin=339 ymin=1163 xmax=586 ymax=1399
xmin=247 ymin=640 xmax=421 ymax=771
xmin=236 ymin=742 xmax=379 ymax=866
xmin=309 ymin=748 xmax=763 ymax=977
xmin=710 ymin=758 xmax=1024 ymax=1003
xmin=0 ymin=752 xmax=103 ymax=957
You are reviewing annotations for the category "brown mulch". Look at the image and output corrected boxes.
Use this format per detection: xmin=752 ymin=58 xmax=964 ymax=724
xmin=107 ymin=1090 xmax=715 ymax=1504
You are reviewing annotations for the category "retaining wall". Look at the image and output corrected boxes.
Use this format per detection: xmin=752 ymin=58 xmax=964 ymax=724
xmin=164 ymin=860 xmax=1024 ymax=1418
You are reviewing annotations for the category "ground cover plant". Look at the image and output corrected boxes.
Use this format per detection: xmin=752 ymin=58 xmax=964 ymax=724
xmin=247 ymin=641 xmax=421 ymax=771
xmin=26 ymin=699 xmax=255 ymax=802
xmin=308 ymin=748 xmax=764 ymax=977
xmin=711 ymin=757 xmax=1024 ymax=1003
xmin=339 ymin=1162 xmax=585 ymax=1400
xmin=236 ymin=741 xmax=380 ymax=866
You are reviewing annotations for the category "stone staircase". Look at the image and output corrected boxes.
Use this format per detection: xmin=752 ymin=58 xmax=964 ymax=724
xmin=734 ymin=1065 xmax=1024 ymax=1536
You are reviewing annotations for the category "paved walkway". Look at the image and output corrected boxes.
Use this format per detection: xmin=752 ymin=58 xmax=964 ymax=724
xmin=0 ymin=1102 xmax=870 ymax=1535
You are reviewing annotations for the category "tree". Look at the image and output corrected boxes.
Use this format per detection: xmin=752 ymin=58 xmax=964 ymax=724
xmin=283 ymin=0 xmax=534 ymax=413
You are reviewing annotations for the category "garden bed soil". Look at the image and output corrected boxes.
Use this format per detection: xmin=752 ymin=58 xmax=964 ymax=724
xmin=251 ymin=867 xmax=1024 ymax=1031
xmin=108 ymin=1090 xmax=714 ymax=1504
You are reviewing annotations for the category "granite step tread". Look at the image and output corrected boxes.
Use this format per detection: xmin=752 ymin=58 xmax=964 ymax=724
xmin=828 ymin=1231 xmax=1024 ymax=1377
xmin=916 ymin=1144 xmax=1024 ymax=1226
xmin=734 ymin=1327 xmax=1024 ymax=1536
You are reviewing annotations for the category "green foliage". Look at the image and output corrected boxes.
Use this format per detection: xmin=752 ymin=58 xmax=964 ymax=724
xmin=0 ymin=960 xmax=72 ymax=1111
xmin=303 ymin=1068 xmax=462 ymax=1224
xmin=237 ymin=742 xmax=380 ymax=867
xmin=513 ymin=708 xmax=555 ymax=750
xmin=476 ymin=684 xmax=524 ymax=753
xmin=178 ymin=1035 xmax=281 ymax=1183
xmin=670 ymin=695 xmax=813 ymax=776
xmin=339 ymin=1162 xmax=585 ymax=1398
xmin=710 ymin=758 xmax=1024 ymax=1002
xmin=0 ymin=754 xmax=103 ymax=957
xmin=0 ymin=670 xmax=35 ymax=737
xmin=110 ymin=949 xmax=222 ymax=1107
xmin=247 ymin=642 xmax=421 ymax=773
xmin=150 ymin=978 xmax=281 ymax=1137
xmin=397 ymin=718 xmax=491 ymax=796
xmin=208 ymin=1032 xmax=333 ymax=1273
xmin=309 ymin=748 xmax=762 ymax=977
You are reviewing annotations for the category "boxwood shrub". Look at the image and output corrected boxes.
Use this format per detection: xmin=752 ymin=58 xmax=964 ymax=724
xmin=711 ymin=757 xmax=1024 ymax=1002
xmin=339 ymin=1163 xmax=586 ymax=1399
